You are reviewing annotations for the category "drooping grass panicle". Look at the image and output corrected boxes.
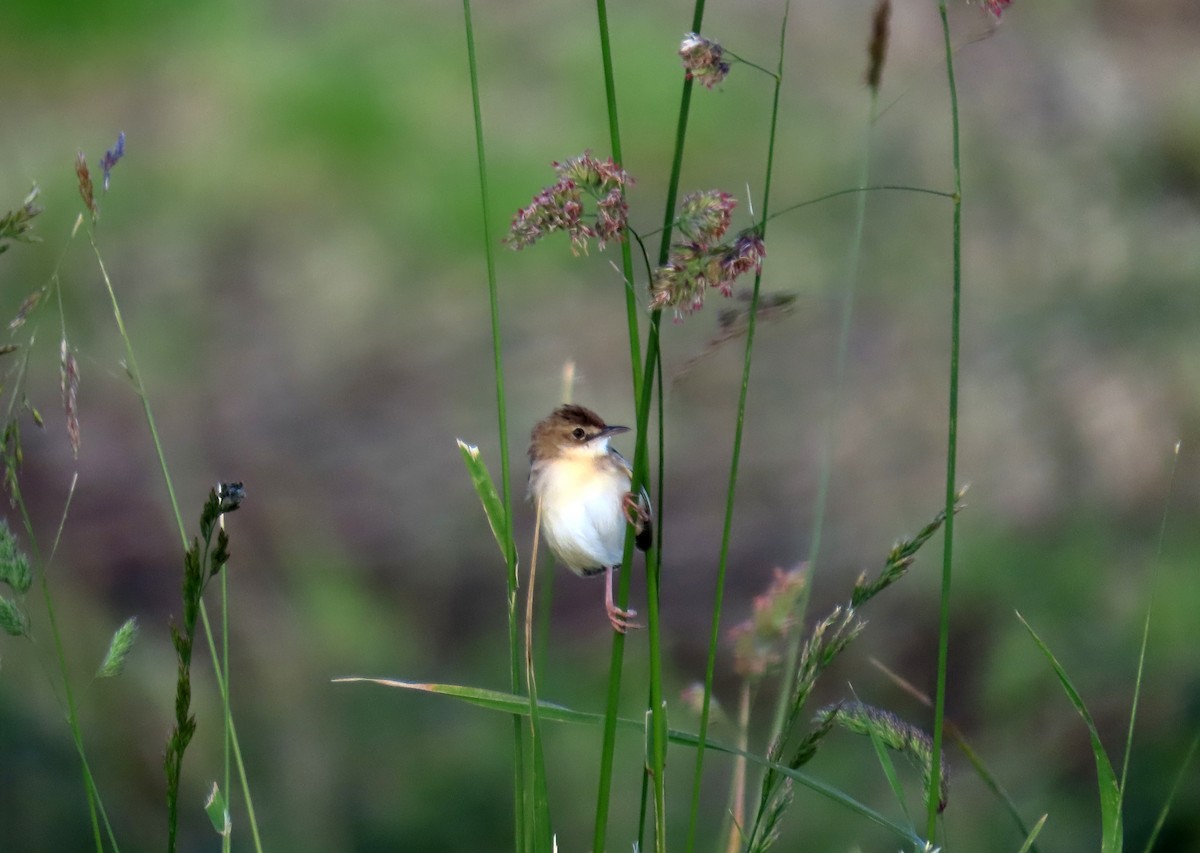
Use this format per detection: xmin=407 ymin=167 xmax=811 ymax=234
xmin=816 ymin=701 xmax=949 ymax=812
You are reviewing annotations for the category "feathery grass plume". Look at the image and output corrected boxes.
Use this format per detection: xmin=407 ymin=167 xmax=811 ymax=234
xmin=865 ymin=0 xmax=891 ymax=94
xmin=730 ymin=565 xmax=807 ymax=681
xmin=505 ymin=152 xmax=632 ymax=255
xmin=816 ymin=701 xmax=949 ymax=812
xmin=96 ymin=617 xmax=139 ymax=678
xmin=60 ymin=338 xmax=80 ymax=457
xmin=75 ymin=152 xmax=97 ymax=220
xmin=0 ymin=185 xmax=42 ymax=253
xmin=852 ymin=486 xmax=967 ymax=608
xmin=679 ymin=33 xmax=731 ymax=89
xmin=166 ymin=486 xmax=240 ymax=853
xmin=746 ymin=497 xmax=956 ymax=849
xmin=747 ymin=606 xmax=863 ymax=852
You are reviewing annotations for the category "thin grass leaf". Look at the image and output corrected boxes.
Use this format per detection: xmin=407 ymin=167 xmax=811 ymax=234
xmin=866 ymin=714 xmax=912 ymax=824
xmin=1017 ymin=814 xmax=1049 ymax=853
xmin=1018 ymin=612 xmax=1123 ymax=853
xmin=96 ymin=617 xmax=139 ymax=678
xmin=1140 ymin=730 xmax=1198 ymax=853
xmin=456 ymin=440 xmax=512 ymax=564
xmin=333 ymin=677 xmax=927 ymax=846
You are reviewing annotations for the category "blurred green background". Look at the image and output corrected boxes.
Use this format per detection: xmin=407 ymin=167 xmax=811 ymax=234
xmin=1 ymin=0 xmax=1198 ymax=850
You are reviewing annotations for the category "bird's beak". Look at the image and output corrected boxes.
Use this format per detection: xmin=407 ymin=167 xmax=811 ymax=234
xmin=596 ymin=424 xmax=630 ymax=439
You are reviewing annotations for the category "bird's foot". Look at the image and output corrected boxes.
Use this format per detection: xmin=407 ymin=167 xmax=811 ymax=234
xmin=622 ymin=491 xmax=650 ymax=528
xmin=606 ymin=601 xmax=642 ymax=634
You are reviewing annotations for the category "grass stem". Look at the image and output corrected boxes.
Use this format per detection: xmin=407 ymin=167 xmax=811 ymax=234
xmin=926 ymin=0 xmax=963 ymax=841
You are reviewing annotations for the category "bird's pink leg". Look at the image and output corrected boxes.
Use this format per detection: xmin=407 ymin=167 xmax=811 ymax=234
xmin=604 ymin=565 xmax=640 ymax=633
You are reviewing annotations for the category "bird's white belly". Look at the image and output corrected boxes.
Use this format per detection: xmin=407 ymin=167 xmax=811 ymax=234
xmin=535 ymin=459 xmax=630 ymax=573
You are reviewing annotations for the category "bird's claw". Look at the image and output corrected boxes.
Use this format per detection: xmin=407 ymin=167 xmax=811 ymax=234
xmin=622 ymin=492 xmax=650 ymax=528
xmin=606 ymin=602 xmax=642 ymax=634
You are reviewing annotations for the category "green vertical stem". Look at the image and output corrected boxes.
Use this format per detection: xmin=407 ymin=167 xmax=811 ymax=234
xmin=594 ymin=0 xmax=643 ymax=394
xmin=461 ymin=2 xmax=525 ymax=849
xmin=685 ymin=5 xmax=789 ymax=850
xmin=220 ymin=517 xmax=232 ymax=853
xmin=927 ymin=0 xmax=962 ymax=842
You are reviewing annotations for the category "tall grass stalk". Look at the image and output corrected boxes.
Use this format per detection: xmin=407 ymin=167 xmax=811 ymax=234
xmin=685 ymin=5 xmax=789 ymax=850
xmin=588 ymin=0 xmax=700 ymax=847
xmin=459 ymin=3 xmax=527 ymax=848
xmin=524 ymin=502 xmax=553 ymax=851
xmin=927 ymin=0 xmax=963 ymax=841
xmin=88 ymin=235 xmax=264 ymax=853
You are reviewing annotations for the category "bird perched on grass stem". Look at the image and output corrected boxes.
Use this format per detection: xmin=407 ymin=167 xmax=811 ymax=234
xmin=528 ymin=404 xmax=652 ymax=632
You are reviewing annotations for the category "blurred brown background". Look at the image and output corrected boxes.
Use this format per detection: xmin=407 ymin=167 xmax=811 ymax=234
xmin=1 ymin=0 xmax=1198 ymax=850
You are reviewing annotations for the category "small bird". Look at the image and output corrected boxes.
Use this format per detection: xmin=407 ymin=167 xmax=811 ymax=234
xmin=528 ymin=404 xmax=652 ymax=632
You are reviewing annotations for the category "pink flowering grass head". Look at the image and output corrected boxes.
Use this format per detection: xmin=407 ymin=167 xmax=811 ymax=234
xmin=982 ymin=0 xmax=1011 ymax=18
xmin=649 ymin=215 xmax=766 ymax=320
xmin=729 ymin=566 xmax=808 ymax=680
xmin=506 ymin=152 xmax=632 ymax=255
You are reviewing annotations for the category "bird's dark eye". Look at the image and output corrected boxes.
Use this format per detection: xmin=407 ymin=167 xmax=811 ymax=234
xmin=571 ymin=427 xmax=586 ymax=440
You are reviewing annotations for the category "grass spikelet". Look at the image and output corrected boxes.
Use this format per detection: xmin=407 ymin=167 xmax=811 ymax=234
xmin=96 ymin=617 xmax=139 ymax=678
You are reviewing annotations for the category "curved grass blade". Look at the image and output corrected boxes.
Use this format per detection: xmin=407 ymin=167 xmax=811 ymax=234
xmin=333 ymin=677 xmax=927 ymax=846
xmin=1017 ymin=612 xmax=1123 ymax=853
xmin=1017 ymin=814 xmax=1048 ymax=853
xmin=457 ymin=440 xmax=512 ymax=564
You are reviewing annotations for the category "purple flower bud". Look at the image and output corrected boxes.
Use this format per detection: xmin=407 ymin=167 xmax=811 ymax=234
xmin=99 ymin=132 xmax=126 ymax=192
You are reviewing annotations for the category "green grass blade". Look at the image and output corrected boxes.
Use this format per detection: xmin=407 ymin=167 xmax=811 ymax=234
xmin=333 ymin=677 xmax=927 ymax=845
xmin=927 ymin=0 xmax=964 ymax=841
xmin=865 ymin=719 xmax=912 ymax=825
xmin=1018 ymin=612 xmax=1123 ymax=853
xmin=456 ymin=440 xmax=512 ymax=563
xmin=1139 ymin=730 xmax=1198 ymax=853
xmin=1017 ymin=814 xmax=1049 ymax=853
